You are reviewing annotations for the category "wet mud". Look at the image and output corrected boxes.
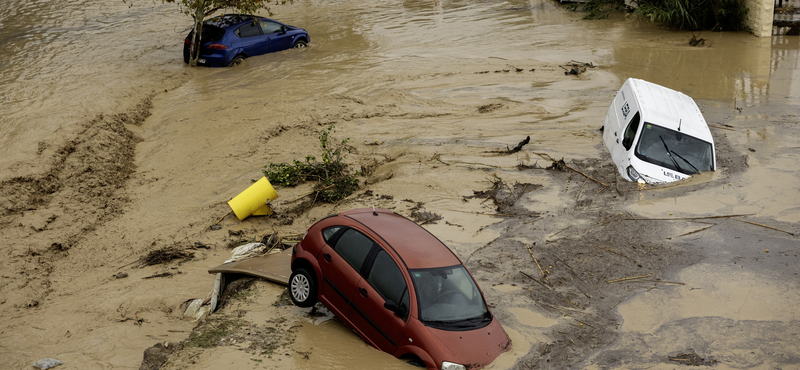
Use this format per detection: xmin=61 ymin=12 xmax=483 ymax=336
xmin=1 ymin=0 xmax=799 ymax=369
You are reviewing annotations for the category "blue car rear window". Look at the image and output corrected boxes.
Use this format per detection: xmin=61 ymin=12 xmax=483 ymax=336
xmin=188 ymin=25 xmax=225 ymax=43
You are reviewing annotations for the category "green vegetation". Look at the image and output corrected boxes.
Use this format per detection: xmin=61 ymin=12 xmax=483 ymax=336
xmin=185 ymin=319 xmax=242 ymax=348
xmin=263 ymin=125 xmax=359 ymax=203
xmin=635 ymin=0 xmax=749 ymax=31
xmin=567 ymin=0 xmax=749 ymax=31
xmin=567 ymin=0 xmax=626 ymax=20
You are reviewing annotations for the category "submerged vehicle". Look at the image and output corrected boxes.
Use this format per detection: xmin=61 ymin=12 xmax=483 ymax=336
xmin=289 ymin=208 xmax=511 ymax=370
xmin=602 ymin=78 xmax=716 ymax=183
xmin=183 ymin=14 xmax=309 ymax=67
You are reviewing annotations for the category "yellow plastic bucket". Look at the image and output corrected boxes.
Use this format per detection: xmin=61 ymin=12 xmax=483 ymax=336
xmin=227 ymin=176 xmax=279 ymax=220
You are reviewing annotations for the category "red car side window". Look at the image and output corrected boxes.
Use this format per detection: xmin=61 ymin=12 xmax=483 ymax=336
xmin=367 ymin=250 xmax=408 ymax=305
xmin=321 ymin=226 xmax=343 ymax=243
xmin=333 ymin=229 xmax=374 ymax=273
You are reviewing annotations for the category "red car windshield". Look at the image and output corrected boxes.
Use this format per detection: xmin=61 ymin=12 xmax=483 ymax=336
xmin=410 ymin=265 xmax=490 ymax=330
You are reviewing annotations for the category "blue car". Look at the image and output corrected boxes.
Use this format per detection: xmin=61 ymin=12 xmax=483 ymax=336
xmin=183 ymin=14 xmax=309 ymax=67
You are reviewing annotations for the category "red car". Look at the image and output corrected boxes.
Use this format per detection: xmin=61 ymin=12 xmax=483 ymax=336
xmin=289 ymin=208 xmax=511 ymax=370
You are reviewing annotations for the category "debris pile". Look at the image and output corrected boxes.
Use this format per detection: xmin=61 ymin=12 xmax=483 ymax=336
xmin=560 ymin=60 xmax=596 ymax=75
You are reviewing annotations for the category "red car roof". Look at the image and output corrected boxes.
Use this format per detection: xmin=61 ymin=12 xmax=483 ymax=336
xmin=341 ymin=208 xmax=462 ymax=270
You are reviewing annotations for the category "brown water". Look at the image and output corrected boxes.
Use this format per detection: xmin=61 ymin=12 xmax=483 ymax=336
xmin=2 ymin=0 xmax=799 ymax=369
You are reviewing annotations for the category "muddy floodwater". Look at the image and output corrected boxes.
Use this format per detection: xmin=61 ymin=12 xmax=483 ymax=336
xmin=1 ymin=0 xmax=799 ymax=369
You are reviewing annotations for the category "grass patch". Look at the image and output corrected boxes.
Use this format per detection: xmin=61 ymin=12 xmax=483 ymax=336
xmin=184 ymin=318 xmax=242 ymax=348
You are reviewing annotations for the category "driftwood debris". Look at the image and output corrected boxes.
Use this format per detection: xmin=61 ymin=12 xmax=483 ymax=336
xmin=735 ymin=219 xmax=795 ymax=236
xmin=668 ymin=352 xmax=717 ymax=366
xmin=519 ymin=271 xmax=550 ymax=289
xmin=507 ymin=136 xmax=530 ymax=153
xmin=139 ymin=246 xmax=194 ymax=267
xmin=560 ymin=60 xmax=596 ymax=76
xmin=597 ymin=245 xmax=633 ymax=261
xmin=525 ymin=243 xmax=548 ymax=281
xmin=534 ymin=152 xmax=608 ymax=187
xmin=626 ymin=214 xmax=754 ymax=221
xmin=689 ymin=33 xmax=706 ymax=47
xmin=642 ymin=279 xmax=685 ymax=286
xmin=676 ymin=224 xmax=715 ymax=238
xmin=486 ymin=136 xmax=531 ymax=154
xmin=606 ymin=274 xmax=652 ymax=284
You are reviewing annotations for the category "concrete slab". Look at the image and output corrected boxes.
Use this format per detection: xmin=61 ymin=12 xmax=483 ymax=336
xmin=208 ymin=249 xmax=293 ymax=286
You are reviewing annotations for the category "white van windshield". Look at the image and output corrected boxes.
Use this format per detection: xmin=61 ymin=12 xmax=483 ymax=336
xmin=635 ymin=123 xmax=714 ymax=175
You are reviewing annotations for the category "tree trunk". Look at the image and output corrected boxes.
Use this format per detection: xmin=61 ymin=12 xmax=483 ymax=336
xmin=189 ymin=3 xmax=205 ymax=67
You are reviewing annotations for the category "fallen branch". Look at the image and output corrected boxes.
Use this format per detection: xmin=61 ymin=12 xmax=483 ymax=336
xmin=551 ymin=255 xmax=586 ymax=284
xmin=536 ymin=301 xmax=585 ymax=314
xmin=533 ymin=152 xmax=608 ymax=187
xmin=642 ymin=279 xmax=685 ymax=285
xmin=576 ymin=178 xmax=588 ymax=201
xmin=519 ymin=271 xmax=550 ymax=289
xmin=210 ymin=211 xmax=232 ymax=228
xmin=735 ymin=219 xmax=795 ymax=236
xmin=598 ymin=213 xmax=627 ymax=225
xmin=573 ymin=284 xmax=591 ymax=299
xmin=676 ymin=225 xmax=715 ymax=238
xmin=507 ymin=136 xmax=530 ymax=153
xmin=286 ymin=184 xmax=336 ymax=203
xmin=546 ymin=226 xmax=573 ymax=240
xmin=525 ymin=244 xmax=548 ymax=280
xmin=708 ymin=124 xmax=737 ymax=131
xmin=555 ymin=293 xmax=582 ymax=309
xmin=450 ymin=161 xmax=502 ymax=168
xmin=451 ymin=209 xmax=537 ymax=218
xmin=606 ymin=274 xmax=652 ymax=283
xmin=597 ymin=246 xmax=633 ymax=261
xmin=626 ymin=214 xmax=754 ymax=221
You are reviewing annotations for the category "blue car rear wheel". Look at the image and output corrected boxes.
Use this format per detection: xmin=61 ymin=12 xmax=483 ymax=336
xmin=229 ymin=54 xmax=246 ymax=67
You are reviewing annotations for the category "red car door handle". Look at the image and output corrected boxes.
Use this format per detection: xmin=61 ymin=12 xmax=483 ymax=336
xmin=358 ymin=288 xmax=368 ymax=297
xmin=323 ymin=253 xmax=332 ymax=262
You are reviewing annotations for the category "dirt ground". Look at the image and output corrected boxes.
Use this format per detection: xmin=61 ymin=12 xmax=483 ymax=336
xmin=1 ymin=1 xmax=799 ymax=369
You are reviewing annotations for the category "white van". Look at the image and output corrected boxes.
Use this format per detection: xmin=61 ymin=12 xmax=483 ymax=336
xmin=602 ymin=78 xmax=716 ymax=184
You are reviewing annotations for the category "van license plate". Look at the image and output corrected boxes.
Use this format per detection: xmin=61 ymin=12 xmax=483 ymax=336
xmin=199 ymin=58 xmax=206 ymax=64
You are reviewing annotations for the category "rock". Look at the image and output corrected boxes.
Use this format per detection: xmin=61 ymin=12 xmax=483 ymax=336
xmin=114 ymin=272 xmax=128 ymax=279
xmin=139 ymin=342 xmax=179 ymax=370
xmin=33 ymin=358 xmax=62 ymax=369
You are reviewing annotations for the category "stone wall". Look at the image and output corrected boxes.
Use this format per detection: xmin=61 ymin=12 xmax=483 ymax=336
xmin=745 ymin=0 xmax=775 ymax=36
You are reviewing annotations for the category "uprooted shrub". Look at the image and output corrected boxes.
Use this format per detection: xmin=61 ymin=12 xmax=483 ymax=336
xmin=139 ymin=245 xmax=194 ymax=266
xmin=263 ymin=125 xmax=359 ymax=203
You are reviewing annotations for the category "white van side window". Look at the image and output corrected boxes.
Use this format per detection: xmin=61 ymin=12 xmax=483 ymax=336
xmin=622 ymin=112 xmax=641 ymax=151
